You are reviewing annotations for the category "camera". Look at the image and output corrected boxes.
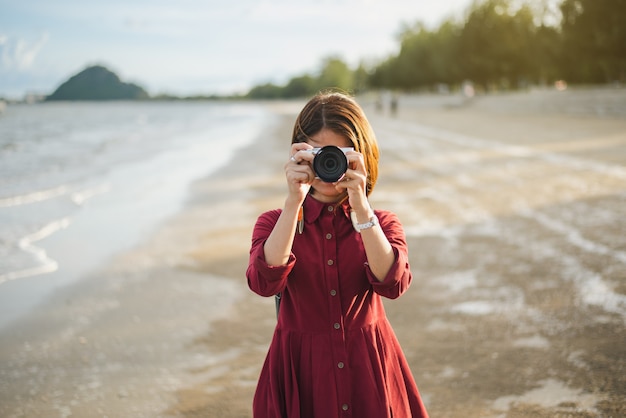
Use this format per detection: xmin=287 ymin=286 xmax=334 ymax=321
xmin=305 ymin=146 xmax=353 ymax=183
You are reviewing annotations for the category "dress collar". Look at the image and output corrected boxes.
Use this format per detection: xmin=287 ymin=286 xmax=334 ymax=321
xmin=303 ymin=194 xmax=351 ymax=224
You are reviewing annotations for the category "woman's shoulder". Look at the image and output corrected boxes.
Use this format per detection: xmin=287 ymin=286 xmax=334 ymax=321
xmin=256 ymin=208 xmax=283 ymax=223
xmin=252 ymin=209 xmax=283 ymax=236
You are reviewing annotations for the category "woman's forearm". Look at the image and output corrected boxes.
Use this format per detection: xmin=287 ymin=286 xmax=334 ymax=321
xmin=354 ymin=209 xmax=394 ymax=282
xmin=263 ymin=197 xmax=301 ymax=266
xmin=361 ymin=227 xmax=394 ymax=282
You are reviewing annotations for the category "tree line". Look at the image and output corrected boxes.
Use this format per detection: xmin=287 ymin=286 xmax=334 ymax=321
xmin=247 ymin=0 xmax=625 ymax=99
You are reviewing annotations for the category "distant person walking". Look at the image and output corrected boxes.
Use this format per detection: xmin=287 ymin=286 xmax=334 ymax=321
xmin=247 ymin=91 xmax=429 ymax=418
xmin=390 ymin=93 xmax=398 ymax=116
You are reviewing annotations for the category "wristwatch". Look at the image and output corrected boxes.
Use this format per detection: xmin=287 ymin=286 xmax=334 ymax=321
xmin=351 ymin=212 xmax=379 ymax=233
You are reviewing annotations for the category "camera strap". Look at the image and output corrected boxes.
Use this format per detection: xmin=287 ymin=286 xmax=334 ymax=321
xmin=275 ymin=292 xmax=281 ymax=318
xmin=297 ymin=206 xmax=304 ymax=234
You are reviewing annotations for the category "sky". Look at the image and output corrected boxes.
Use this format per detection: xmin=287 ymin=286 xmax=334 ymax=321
xmin=0 ymin=0 xmax=474 ymax=98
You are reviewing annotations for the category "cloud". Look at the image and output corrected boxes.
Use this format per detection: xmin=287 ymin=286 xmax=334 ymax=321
xmin=0 ymin=32 xmax=50 ymax=71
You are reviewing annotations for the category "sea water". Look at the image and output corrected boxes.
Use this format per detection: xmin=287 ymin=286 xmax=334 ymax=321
xmin=0 ymin=101 xmax=274 ymax=329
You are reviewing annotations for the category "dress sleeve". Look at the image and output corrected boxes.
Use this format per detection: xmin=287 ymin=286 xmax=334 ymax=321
xmin=365 ymin=210 xmax=413 ymax=299
xmin=246 ymin=209 xmax=296 ymax=297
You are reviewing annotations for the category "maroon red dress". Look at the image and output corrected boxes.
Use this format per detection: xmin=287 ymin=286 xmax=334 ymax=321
xmin=247 ymin=196 xmax=429 ymax=418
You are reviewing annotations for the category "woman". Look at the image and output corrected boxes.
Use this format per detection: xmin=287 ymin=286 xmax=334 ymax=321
xmin=246 ymin=91 xmax=429 ymax=418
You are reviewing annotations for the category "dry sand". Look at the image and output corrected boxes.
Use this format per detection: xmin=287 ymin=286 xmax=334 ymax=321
xmin=0 ymin=88 xmax=624 ymax=417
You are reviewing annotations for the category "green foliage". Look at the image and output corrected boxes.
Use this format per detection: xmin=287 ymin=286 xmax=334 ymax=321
xmin=316 ymin=57 xmax=354 ymax=92
xmin=46 ymin=65 xmax=148 ymax=101
xmin=352 ymin=63 xmax=370 ymax=94
xmin=54 ymin=1 xmax=623 ymax=100
xmin=458 ymin=0 xmax=539 ymax=89
xmin=283 ymin=75 xmax=317 ymax=98
xmin=370 ymin=21 xmax=464 ymax=90
xmin=246 ymin=56 xmax=356 ymax=99
xmin=368 ymin=0 xmax=625 ymax=91
xmin=247 ymin=83 xmax=285 ymax=99
xmin=247 ymin=0 xmax=624 ymax=97
xmin=560 ymin=0 xmax=626 ymax=83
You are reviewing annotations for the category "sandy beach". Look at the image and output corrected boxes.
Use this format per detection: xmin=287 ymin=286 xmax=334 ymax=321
xmin=1 ymin=88 xmax=625 ymax=417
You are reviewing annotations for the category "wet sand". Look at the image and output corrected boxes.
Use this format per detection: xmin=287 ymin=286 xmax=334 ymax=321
xmin=0 ymin=88 xmax=625 ymax=417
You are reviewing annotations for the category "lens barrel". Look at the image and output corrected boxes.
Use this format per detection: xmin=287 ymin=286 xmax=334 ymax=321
xmin=313 ymin=145 xmax=348 ymax=183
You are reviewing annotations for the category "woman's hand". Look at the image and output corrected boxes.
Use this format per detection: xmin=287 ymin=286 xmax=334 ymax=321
xmin=263 ymin=143 xmax=315 ymax=267
xmin=285 ymin=143 xmax=315 ymax=205
xmin=334 ymin=150 xmax=371 ymax=219
xmin=336 ymin=150 xmax=393 ymax=282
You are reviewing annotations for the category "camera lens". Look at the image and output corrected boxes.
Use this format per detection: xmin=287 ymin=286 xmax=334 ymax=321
xmin=313 ymin=145 xmax=348 ymax=183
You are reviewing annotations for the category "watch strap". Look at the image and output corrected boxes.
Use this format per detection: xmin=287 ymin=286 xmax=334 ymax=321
xmin=351 ymin=211 xmax=379 ymax=233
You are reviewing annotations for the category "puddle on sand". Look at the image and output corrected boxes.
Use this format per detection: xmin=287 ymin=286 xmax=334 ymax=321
xmin=451 ymin=300 xmax=496 ymax=315
xmin=492 ymin=378 xmax=602 ymax=414
xmin=435 ymin=270 xmax=478 ymax=293
xmin=512 ymin=335 xmax=550 ymax=349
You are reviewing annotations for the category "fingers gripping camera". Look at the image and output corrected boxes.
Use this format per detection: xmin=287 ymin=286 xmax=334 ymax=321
xmin=305 ymin=146 xmax=353 ymax=183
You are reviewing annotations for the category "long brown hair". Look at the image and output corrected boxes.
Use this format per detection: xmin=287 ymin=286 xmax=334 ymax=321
xmin=292 ymin=91 xmax=380 ymax=196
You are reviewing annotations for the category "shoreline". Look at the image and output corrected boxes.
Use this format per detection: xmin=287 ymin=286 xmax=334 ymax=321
xmin=1 ymin=89 xmax=625 ymax=417
xmin=0 ymin=102 xmax=301 ymax=417
xmin=0 ymin=100 xmax=279 ymax=331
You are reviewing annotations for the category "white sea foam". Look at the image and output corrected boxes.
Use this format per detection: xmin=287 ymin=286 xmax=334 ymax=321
xmin=0 ymin=182 xmax=111 ymax=210
xmin=492 ymin=379 xmax=601 ymax=413
xmin=525 ymin=209 xmax=626 ymax=264
xmin=450 ymin=300 xmax=496 ymax=315
xmin=70 ymin=183 xmax=111 ymax=206
xmin=578 ymin=271 xmax=626 ymax=318
xmin=376 ymin=117 xmax=626 ymax=323
xmin=505 ymin=218 xmax=626 ymax=322
xmin=512 ymin=335 xmax=550 ymax=349
xmin=0 ymin=101 xmax=274 ymax=328
xmin=0 ymin=185 xmax=70 ymax=208
xmin=381 ymin=118 xmax=626 ymax=180
xmin=435 ymin=270 xmax=478 ymax=293
xmin=0 ymin=218 xmax=71 ymax=284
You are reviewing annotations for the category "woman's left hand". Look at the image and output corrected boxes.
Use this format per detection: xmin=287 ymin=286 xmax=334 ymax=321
xmin=334 ymin=150 xmax=371 ymax=218
xmin=336 ymin=150 xmax=393 ymax=282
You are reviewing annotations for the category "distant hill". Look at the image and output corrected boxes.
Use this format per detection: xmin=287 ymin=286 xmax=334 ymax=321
xmin=46 ymin=65 xmax=149 ymax=101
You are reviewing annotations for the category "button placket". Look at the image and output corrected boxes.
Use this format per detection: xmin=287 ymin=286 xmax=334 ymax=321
xmin=321 ymin=205 xmax=351 ymax=415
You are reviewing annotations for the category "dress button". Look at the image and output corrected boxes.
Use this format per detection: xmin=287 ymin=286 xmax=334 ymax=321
xmin=330 ymin=289 xmax=337 ymax=296
xmin=334 ymin=322 xmax=340 ymax=329
xmin=326 ymin=233 xmax=332 ymax=239
xmin=338 ymin=362 xmax=344 ymax=369
xmin=327 ymin=259 xmax=334 ymax=266
xmin=328 ymin=206 xmax=334 ymax=212
xmin=342 ymin=404 xmax=349 ymax=411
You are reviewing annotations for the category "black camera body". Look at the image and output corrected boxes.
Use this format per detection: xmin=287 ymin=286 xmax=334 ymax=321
xmin=306 ymin=146 xmax=353 ymax=183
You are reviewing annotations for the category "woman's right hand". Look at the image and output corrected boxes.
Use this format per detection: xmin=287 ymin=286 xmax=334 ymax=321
xmin=263 ymin=143 xmax=315 ymax=267
xmin=285 ymin=142 xmax=315 ymax=204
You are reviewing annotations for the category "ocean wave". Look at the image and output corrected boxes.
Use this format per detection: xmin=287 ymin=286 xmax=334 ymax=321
xmin=0 ymin=183 xmax=111 ymax=208
xmin=0 ymin=185 xmax=70 ymax=208
xmin=0 ymin=217 xmax=71 ymax=285
xmin=70 ymin=183 xmax=111 ymax=206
